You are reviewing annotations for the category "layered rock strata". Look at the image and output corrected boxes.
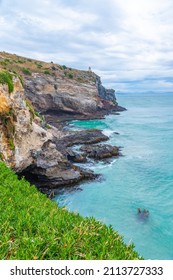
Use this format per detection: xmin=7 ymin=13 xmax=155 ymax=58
xmin=24 ymin=71 xmax=124 ymax=125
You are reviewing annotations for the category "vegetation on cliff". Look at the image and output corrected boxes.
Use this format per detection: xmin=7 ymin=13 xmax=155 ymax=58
xmin=0 ymin=51 xmax=96 ymax=84
xmin=0 ymin=70 xmax=14 ymax=93
xmin=0 ymin=162 xmax=142 ymax=260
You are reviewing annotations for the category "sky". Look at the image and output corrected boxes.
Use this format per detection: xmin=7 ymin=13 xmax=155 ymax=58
xmin=1 ymin=0 xmax=173 ymax=93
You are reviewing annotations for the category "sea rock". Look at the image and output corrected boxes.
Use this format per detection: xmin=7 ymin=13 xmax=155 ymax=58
xmin=96 ymin=75 xmax=117 ymax=103
xmin=56 ymin=129 xmax=109 ymax=148
xmin=80 ymin=144 xmax=120 ymax=159
xmin=66 ymin=149 xmax=87 ymax=163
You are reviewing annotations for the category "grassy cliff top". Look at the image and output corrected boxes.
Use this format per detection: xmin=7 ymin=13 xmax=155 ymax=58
xmin=0 ymin=162 xmax=142 ymax=260
xmin=0 ymin=51 xmax=96 ymax=84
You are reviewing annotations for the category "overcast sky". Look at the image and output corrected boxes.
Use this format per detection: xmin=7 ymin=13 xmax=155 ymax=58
xmin=1 ymin=0 xmax=173 ymax=92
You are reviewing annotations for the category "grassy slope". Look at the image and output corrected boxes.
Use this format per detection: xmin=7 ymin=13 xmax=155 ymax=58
xmin=0 ymin=51 xmax=96 ymax=84
xmin=0 ymin=162 xmax=142 ymax=260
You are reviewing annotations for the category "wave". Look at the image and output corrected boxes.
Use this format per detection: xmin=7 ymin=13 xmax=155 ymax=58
xmin=103 ymin=129 xmax=119 ymax=137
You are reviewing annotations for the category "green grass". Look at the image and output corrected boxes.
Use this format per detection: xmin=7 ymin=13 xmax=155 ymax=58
xmin=0 ymin=162 xmax=142 ymax=260
xmin=0 ymin=70 xmax=14 ymax=93
xmin=8 ymin=138 xmax=15 ymax=150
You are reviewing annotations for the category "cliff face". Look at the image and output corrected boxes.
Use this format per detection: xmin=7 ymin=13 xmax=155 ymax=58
xmin=0 ymin=52 xmax=124 ymax=191
xmin=24 ymin=73 xmax=102 ymax=123
xmin=0 ymin=73 xmax=97 ymax=189
xmin=0 ymin=75 xmax=54 ymax=171
xmin=24 ymin=71 xmax=122 ymax=125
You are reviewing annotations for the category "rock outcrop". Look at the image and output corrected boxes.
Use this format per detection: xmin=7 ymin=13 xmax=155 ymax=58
xmin=80 ymin=144 xmax=120 ymax=159
xmin=23 ymin=69 xmax=124 ymax=125
xmin=0 ymin=75 xmax=55 ymax=171
xmin=0 ymin=52 xmax=124 ymax=192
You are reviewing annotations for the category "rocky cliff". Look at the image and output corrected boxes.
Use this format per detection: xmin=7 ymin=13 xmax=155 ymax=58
xmin=23 ymin=68 xmax=124 ymax=125
xmin=0 ymin=52 xmax=124 ymax=192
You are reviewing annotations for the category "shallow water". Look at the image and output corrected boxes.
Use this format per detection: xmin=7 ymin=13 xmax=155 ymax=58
xmin=55 ymin=92 xmax=173 ymax=259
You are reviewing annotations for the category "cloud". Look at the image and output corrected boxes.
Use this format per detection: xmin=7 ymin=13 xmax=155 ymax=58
xmin=1 ymin=0 xmax=173 ymax=92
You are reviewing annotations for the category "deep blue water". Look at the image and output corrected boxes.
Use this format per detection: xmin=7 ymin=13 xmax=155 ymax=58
xmin=55 ymin=92 xmax=173 ymax=260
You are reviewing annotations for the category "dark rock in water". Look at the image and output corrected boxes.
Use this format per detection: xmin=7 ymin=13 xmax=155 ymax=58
xmin=56 ymin=129 xmax=109 ymax=148
xmin=20 ymin=163 xmax=97 ymax=189
xmin=80 ymin=144 xmax=120 ymax=159
xmin=66 ymin=148 xmax=87 ymax=163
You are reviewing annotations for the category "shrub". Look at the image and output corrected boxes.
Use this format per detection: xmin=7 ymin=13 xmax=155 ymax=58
xmin=36 ymin=63 xmax=43 ymax=69
xmin=68 ymin=73 xmax=73 ymax=79
xmin=0 ymin=61 xmax=8 ymax=66
xmin=62 ymin=65 xmax=67 ymax=70
xmin=17 ymin=60 xmax=24 ymax=64
xmin=22 ymin=68 xmax=31 ymax=75
xmin=44 ymin=70 xmax=50 ymax=75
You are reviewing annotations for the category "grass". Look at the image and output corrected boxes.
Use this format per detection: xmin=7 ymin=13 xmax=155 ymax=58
xmin=8 ymin=138 xmax=15 ymax=150
xmin=0 ymin=70 xmax=14 ymax=93
xmin=0 ymin=162 xmax=142 ymax=260
xmin=0 ymin=51 xmax=98 ymax=84
xmin=0 ymin=110 xmax=16 ymax=150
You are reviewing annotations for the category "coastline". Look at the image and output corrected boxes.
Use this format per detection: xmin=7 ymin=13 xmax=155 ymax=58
xmin=0 ymin=52 xmax=144 ymax=260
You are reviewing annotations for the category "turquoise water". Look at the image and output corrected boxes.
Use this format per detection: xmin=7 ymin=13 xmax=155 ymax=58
xmin=55 ymin=92 xmax=173 ymax=260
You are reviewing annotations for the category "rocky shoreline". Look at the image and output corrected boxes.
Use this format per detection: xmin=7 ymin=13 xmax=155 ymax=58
xmin=19 ymin=126 xmax=122 ymax=195
xmin=0 ymin=52 xmax=126 ymax=195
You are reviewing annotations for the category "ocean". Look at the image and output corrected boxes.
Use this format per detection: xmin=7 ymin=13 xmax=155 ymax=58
xmin=54 ymin=92 xmax=173 ymax=260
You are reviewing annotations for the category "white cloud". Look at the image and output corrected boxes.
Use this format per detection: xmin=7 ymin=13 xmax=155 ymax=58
xmin=1 ymin=0 xmax=173 ymax=92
